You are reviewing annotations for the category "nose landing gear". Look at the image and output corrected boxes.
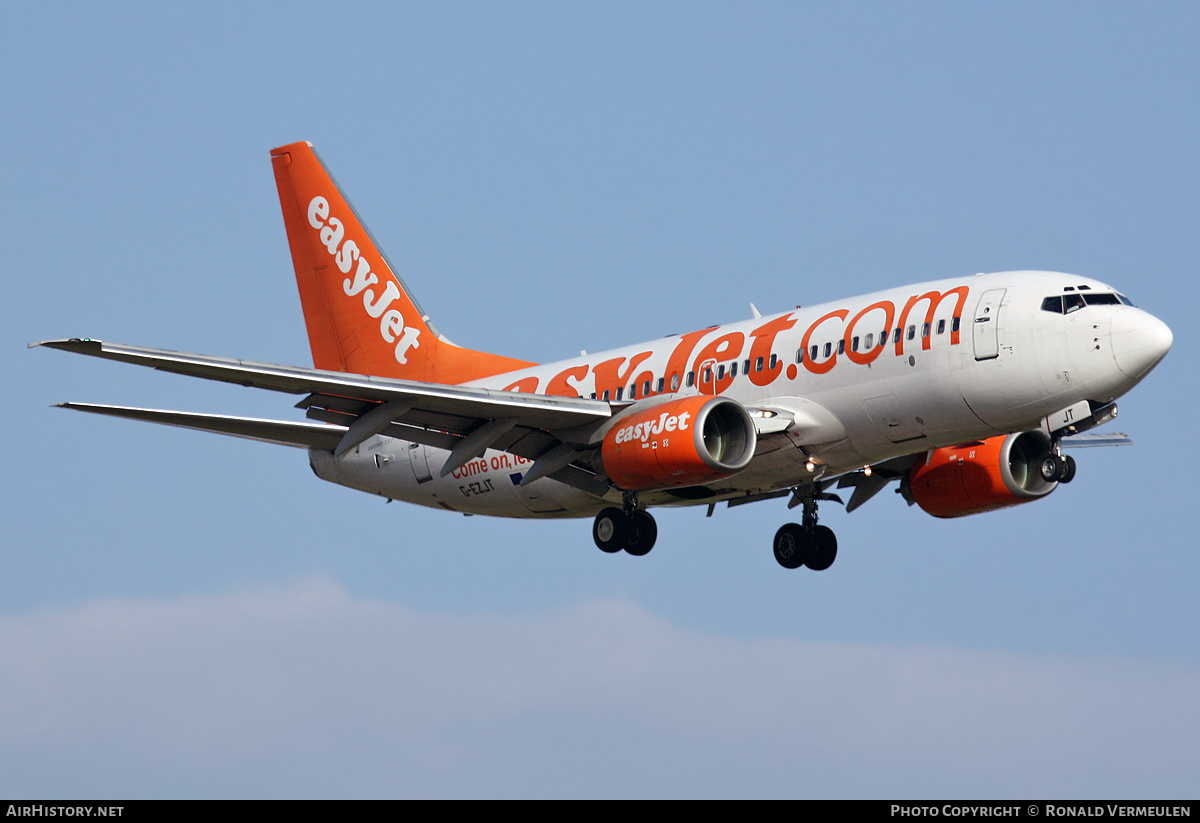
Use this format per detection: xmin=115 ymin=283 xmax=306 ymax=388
xmin=1038 ymin=447 xmax=1078 ymax=484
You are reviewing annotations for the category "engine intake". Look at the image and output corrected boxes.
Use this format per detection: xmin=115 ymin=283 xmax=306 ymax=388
xmin=600 ymin=396 xmax=757 ymax=491
xmin=908 ymin=430 xmax=1058 ymax=518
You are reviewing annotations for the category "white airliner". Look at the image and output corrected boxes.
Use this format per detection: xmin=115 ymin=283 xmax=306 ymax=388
xmin=34 ymin=142 xmax=1173 ymax=570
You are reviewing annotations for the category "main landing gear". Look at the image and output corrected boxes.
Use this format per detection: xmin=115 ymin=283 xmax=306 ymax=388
xmin=593 ymin=492 xmax=658 ymax=556
xmin=592 ymin=489 xmax=842 ymax=570
xmin=773 ymin=493 xmax=838 ymax=571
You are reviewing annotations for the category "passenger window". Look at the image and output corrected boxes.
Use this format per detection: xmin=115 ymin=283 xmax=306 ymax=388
xmin=907 ymin=325 xmax=916 ymax=340
xmin=730 ymin=362 xmax=738 ymax=377
xmin=937 ymin=319 xmax=946 ymax=335
xmin=629 ymin=384 xmax=637 ymax=399
xmin=810 ymin=345 xmax=818 ymax=360
xmin=756 ymin=356 xmax=764 ymax=372
xmin=615 ymin=387 xmax=623 ymax=401
xmin=686 ymin=371 xmax=695 ymax=387
xmin=743 ymin=359 xmax=751 ymax=374
xmin=602 ymin=390 xmax=610 ymax=401
xmin=670 ymin=374 xmax=679 ymax=391
xmin=656 ymin=378 xmax=664 ymax=393
xmin=865 ymin=333 xmax=874 ymax=349
xmin=851 ymin=336 xmax=859 ymax=352
xmin=702 ymin=367 xmax=712 ymax=383
xmin=795 ymin=348 xmax=804 ymax=364
xmin=952 ymin=317 xmax=960 ymax=333
xmin=769 ymin=354 xmax=777 ymax=369
xmin=922 ymin=323 xmax=930 ymax=339
xmin=837 ymin=340 xmax=845 ymax=355
xmin=893 ymin=328 xmax=902 ymax=344
xmin=823 ymin=342 xmax=832 ymax=358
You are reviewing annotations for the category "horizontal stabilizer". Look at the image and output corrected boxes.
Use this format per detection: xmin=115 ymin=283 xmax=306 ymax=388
xmin=1060 ymin=432 xmax=1133 ymax=448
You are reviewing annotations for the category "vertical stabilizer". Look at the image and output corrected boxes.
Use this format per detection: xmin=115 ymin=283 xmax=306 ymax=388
xmin=271 ymin=142 xmax=534 ymax=383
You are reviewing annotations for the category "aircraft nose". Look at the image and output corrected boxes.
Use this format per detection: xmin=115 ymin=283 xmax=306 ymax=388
xmin=1110 ymin=308 xmax=1172 ymax=379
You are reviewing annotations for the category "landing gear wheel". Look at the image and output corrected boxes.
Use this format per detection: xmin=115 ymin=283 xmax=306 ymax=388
xmin=773 ymin=523 xmax=811 ymax=570
xmin=1039 ymin=453 xmax=1064 ymax=482
xmin=624 ymin=511 xmax=657 ymax=556
xmin=593 ymin=507 xmax=629 ymax=553
xmin=806 ymin=525 xmax=838 ymax=571
xmin=1058 ymin=454 xmax=1077 ymax=483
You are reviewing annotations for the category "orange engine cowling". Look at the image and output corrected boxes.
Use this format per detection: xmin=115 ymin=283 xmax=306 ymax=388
xmin=908 ymin=430 xmax=1058 ymax=518
xmin=600 ymin=396 xmax=757 ymax=491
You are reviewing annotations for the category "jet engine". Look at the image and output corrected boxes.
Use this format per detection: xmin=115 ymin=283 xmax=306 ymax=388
xmin=906 ymin=430 xmax=1059 ymax=518
xmin=599 ymin=395 xmax=757 ymax=491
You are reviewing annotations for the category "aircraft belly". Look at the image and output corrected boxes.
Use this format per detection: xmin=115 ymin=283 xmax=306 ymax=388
xmin=309 ymin=440 xmax=605 ymax=519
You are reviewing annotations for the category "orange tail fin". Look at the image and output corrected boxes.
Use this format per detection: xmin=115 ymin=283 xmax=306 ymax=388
xmin=271 ymin=141 xmax=534 ymax=383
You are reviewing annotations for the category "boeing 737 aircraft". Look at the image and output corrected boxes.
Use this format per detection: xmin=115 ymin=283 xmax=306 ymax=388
xmin=34 ymin=141 xmax=1173 ymax=571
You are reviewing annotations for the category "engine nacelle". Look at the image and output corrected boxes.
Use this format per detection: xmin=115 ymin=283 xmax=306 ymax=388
xmin=908 ymin=430 xmax=1058 ymax=518
xmin=600 ymin=396 xmax=757 ymax=491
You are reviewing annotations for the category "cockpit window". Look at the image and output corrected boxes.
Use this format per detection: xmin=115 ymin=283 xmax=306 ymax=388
xmin=1045 ymin=292 xmax=1130 ymax=313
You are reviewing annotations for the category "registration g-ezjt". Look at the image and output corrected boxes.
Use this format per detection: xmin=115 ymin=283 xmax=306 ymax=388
xmin=35 ymin=142 xmax=1172 ymax=571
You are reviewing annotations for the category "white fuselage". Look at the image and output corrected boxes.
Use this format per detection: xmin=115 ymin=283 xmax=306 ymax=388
xmin=309 ymin=271 xmax=1170 ymax=517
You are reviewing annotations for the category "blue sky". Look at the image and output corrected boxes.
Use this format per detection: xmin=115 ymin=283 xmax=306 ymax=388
xmin=2 ymin=1 xmax=1197 ymax=798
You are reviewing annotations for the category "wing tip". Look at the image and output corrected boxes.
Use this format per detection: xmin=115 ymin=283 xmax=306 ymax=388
xmin=29 ymin=338 xmax=103 ymax=353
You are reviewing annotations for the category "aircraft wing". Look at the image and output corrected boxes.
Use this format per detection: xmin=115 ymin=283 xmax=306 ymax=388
xmin=33 ymin=338 xmax=615 ymax=495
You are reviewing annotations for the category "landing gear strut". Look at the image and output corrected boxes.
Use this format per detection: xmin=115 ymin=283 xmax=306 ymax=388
xmin=773 ymin=492 xmax=838 ymax=571
xmin=592 ymin=492 xmax=658 ymax=556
